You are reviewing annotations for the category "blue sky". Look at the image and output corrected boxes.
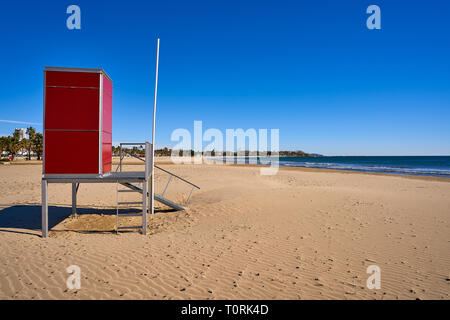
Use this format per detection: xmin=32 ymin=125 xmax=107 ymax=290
xmin=0 ymin=0 xmax=449 ymax=155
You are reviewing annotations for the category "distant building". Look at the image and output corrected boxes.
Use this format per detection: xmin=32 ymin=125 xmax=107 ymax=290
xmin=14 ymin=128 xmax=27 ymax=140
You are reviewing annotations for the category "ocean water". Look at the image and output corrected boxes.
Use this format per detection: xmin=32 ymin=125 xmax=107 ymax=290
xmin=229 ymin=156 xmax=450 ymax=177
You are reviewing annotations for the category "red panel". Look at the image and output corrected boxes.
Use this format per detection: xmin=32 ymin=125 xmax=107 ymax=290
xmin=103 ymin=161 xmax=112 ymax=174
xmin=44 ymin=131 xmax=99 ymax=174
xmin=45 ymin=71 xmax=100 ymax=88
xmin=102 ymin=132 xmax=112 ymax=174
xmin=102 ymin=131 xmax=112 ymax=143
xmin=101 ymin=75 xmax=113 ymax=174
xmin=102 ymin=76 xmax=112 ymax=133
xmin=103 ymin=74 xmax=113 ymax=97
xmin=45 ymin=87 xmax=100 ymax=130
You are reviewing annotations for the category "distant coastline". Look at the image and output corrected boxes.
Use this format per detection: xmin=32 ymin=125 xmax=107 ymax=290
xmin=223 ymin=155 xmax=450 ymax=178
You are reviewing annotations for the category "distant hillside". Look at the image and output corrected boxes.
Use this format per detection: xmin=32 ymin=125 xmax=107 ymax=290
xmin=279 ymin=151 xmax=323 ymax=157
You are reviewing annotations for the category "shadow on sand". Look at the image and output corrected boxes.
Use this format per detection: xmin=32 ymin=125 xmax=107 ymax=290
xmin=0 ymin=204 xmax=113 ymax=237
xmin=0 ymin=204 xmax=176 ymax=237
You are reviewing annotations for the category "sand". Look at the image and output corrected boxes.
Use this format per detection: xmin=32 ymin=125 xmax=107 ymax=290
xmin=0 ymin=160 xmax=449 ymax=299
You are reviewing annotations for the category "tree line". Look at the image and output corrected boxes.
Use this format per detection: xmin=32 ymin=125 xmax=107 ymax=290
xmin=111 ymin=146 xmax=278 ymax=157
xmin=0 ymin=127 xmax=43 ymax=161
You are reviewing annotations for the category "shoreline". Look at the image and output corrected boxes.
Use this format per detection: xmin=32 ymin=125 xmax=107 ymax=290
xmin=6 ymin=159 xmax=450 ymax=182
xmin=226 ymin=163 xmax=450 ymax=183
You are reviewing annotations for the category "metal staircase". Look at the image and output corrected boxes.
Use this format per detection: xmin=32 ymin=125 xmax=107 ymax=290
xmin=114 ymin=142 xmax=200 ymax=234
xmin=115 ymin=182 xmax=146 ymax=233
xmin=120 ymin=182 xmax=186 ymax=211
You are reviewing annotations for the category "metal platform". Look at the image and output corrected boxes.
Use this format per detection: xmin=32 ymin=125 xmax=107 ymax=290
xmin=41 ymin=142 xmax=200 ymax=238
xmin=43 ymin=171 xmax=146 ymax=183
xmin=42 ymin=143 xmax=153 ymax=238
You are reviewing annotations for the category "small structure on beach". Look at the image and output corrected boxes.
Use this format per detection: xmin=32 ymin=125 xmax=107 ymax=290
xmin=41 ymin=41 xmax=199 ymax=237
xmin=43 ymin=67 xmax=113 ymax=175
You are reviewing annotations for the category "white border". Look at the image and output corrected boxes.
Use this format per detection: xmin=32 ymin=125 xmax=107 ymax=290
xmin=42 ymin=70 xmax=46 ymax=174
xmin=99 ymin=74 xmax=103 ymax=175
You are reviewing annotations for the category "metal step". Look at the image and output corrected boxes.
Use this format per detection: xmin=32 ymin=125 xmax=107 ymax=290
xmin=120 ymin=182 xmax=143 ymax=192
xmin=119 ymin=182 xmax=185 ymax=211
xmin=118 ymin=189 xmax=139 ymax=193
xmin=117 ymin=226 xmax=141 ymax=230
xmin=117 ymin=213 xmax=142 ymax=217
xmin=117 ymin=201 xmax=142 ymax=205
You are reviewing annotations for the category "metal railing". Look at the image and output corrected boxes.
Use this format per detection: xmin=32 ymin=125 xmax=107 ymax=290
xmin=155 ymin=164 xmax=200 ymax=205
xmin=116 ymin=142 xmax=146 ymax=173
xmin=115 ymin=142 xmax=200 ymax=205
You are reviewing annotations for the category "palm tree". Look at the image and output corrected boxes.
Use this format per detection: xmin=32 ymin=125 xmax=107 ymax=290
xmin=112 ymin=146 xmax=119 ymax=156
xmin=0 ymin=136 xmax=8 ymax=158
xmin=20 ymin=138 xmax=28 ymax=158
xmin=6 ymin=131 xmax=21 ymax=161
xmin=26 ymin=127 xmax=36 ymax=160
xmin=32 ymin=133 xmax=43 ymax=160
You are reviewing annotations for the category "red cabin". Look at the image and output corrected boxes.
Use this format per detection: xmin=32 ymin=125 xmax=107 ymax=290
xmin=43 ymin=67 xmax=112 ymax=176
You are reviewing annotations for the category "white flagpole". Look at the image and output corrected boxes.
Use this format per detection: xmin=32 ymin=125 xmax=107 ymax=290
xmin=151 ymin=38 xmax=160 ymax=215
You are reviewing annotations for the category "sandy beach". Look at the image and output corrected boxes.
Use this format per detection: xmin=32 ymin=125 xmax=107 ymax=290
xmin=0 ymin=161 xmax=449 ymax=300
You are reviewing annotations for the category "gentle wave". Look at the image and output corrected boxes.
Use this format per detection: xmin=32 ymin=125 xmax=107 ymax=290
xmin=277 ymin=161 xmax=450 ymax=177
xmin=220 ymin=156 xmax=450 ymax=177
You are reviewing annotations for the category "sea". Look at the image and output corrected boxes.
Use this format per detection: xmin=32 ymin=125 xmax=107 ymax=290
xmin=227 ymin=156 xmax=450 ymax=178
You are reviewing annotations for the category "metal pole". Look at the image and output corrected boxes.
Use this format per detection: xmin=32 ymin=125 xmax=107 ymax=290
xmin=119 ymin=144 xmax=122 ymax=172
xmin=151 ymin=38 xmax=160 ymax=216
xmin=186 ymin=186 xmax=194 ymax=205
xmin=142 ymin=177 xmax=148 ymax=235
xmin=41 ymin=179 xmax=48 ymax=238
xmin=116 ymin=182 xmax=119 ymax=234
xmin=161 ymin=175 xmax=172 ymax=197
xmin=71 ymin=182 xmax=77 ymax=217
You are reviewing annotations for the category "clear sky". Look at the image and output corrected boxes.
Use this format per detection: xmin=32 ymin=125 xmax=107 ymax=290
xmin=0 ymin=0 xmax=449 ymax=155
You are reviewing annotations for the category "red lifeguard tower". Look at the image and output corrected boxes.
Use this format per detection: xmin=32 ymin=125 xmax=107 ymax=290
xmin=43 ymin=67 xmax=113 ymax=176
xmin=41 ymin=58 xmax=199 ymax=238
